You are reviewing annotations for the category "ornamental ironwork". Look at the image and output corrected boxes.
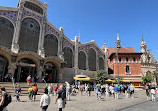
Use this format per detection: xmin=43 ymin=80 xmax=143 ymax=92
xmin=24 ymin=2 xmax=43 ymax=15
xmin=44 ymin=34 xmax=58 ymax=57
xmin=78 ymin=51 xmax=86 ymax=70
xmin=0 ymin=17 xmax=14 ymax=48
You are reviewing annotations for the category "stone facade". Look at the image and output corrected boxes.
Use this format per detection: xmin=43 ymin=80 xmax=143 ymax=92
xmin=0 ymin=0 xmax=107 ymax=83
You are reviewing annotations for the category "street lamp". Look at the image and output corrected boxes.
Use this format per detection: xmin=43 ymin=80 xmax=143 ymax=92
xmin=115 ymin=41 xmax=119 ymax=84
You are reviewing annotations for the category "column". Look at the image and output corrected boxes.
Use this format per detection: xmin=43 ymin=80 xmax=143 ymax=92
xmin=37 ymin=60 xmax=44 ymax=82
xmin=38 ymin=9 xmax=47 ymax=58
xmin=74 ymin=36 xmax=79 ymax=76
xmin=11 ymin=1 xmax=25 ymax=53
xmin=58 ymin=27 xmax=64 ymax=59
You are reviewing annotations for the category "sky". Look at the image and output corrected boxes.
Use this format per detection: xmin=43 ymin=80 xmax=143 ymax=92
xmin=0 ymin=0 xmax=158 ymax=60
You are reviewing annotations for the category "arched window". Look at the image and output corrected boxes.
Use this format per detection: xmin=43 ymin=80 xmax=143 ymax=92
xmin=63 ymin=47 xmax=73 ymax=68
xmin=126 ymin=65 xmax=130 ymax=73
xmin=126 ymin=58 xmax=128 ymax=62
xmin=19 ymin=18 xmax=40 ymax=53
xmin=99 ymin=57 xmax=104 ymax=70
xmin=0 ymin=17 xmax=14 ymax=48
xmin=133 ymin=58 xmax=136 ymax=62
xmin=88 ymin=48 xmax=96 ymax=71
xmin=44 ymin=34 xmax=58 ymax=57
xmin=123 ymin=57 xmax=125 ymax=62
xmin=78 ymin=51 xmax=86 ymax=70
xmin=137 ymin=57 xmax=139 ymax=62
xmin=130 ymin=57 xmax=132 ymax=62
xmin=119 ymin=58 xmax=121 ymax=62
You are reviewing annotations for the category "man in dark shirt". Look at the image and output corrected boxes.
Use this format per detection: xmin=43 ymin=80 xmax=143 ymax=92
xmin=0 ymin=87 xmax=7 ymax=111
xmin=55 ymin=85 xmax=66 ymax=111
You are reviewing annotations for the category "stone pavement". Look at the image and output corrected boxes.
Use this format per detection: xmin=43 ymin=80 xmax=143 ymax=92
xmin=7 ymin=90 xmax=149 ymax=111
xmin=116 ymin=100 xmax=158 ymax=111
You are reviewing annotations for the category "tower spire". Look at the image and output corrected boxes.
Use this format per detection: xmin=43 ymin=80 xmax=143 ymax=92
xmin=142 ymin=35 xmax=144 ymax=41
xmin=116 ymin=33 xmax=121 ymax=48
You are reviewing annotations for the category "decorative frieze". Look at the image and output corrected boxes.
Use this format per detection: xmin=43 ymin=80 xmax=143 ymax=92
xmin=0 ymin=10 xmax=18 ymax=25
xmin=45 ymin=23 xmax=60 ymax=37
xmin=22 ymin=10 xmax=42 ymax=23
xmin=62 ymin=38 xmax=74 ymax=50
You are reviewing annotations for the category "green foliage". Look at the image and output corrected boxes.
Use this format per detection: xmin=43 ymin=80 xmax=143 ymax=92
xmin=152 ymin=71 xmax=158 ymax=85
xmin=142 ymin=76 xmax=152 ymax=84
xmin=96 ymin=70 xmax=109 ymax=84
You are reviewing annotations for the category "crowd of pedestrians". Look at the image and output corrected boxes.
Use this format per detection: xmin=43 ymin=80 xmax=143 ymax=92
xmin=1 ymin=81 xmax=158 ymax=111
xmin=94 ymin=83 xmax=135 ymax=100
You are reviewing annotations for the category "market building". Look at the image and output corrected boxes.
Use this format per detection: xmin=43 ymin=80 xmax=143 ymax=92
xmin=0 ymin=0 xmax=107 ymax=83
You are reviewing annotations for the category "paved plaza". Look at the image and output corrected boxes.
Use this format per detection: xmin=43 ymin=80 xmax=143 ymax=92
xmin=6 ymin=90 xmax=157 ymax=111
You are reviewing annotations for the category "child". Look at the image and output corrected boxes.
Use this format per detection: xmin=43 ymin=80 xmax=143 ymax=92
xmin=97 ymin=87 xmax=101 ymax=100
xmin=15 ymin=85 xmax=21 ymax=102
xmin=28 ymin=85 xmax=33 ymax=101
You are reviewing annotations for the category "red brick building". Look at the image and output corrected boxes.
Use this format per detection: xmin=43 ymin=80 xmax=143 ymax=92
xmin=107 ymin=34 xmax=142 ymax=86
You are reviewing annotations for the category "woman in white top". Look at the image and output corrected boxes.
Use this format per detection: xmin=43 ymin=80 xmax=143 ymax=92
xmin=150 ymin=87 xmax=156 ymax=102
xmin=40 ymin=88 xmax=50 ymax=111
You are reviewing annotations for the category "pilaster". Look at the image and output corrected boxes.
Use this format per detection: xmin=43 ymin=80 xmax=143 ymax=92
xmin=74 ymin=36 xmax=79 ymax=76
xmin=38 ymin=9 xmax=47 ymax=57
xmin=11 ymin=1 xmax=25 ymax=53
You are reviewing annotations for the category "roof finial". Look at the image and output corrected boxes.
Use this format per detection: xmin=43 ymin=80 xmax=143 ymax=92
xmin=117 ymin=33 xmax=120 ymax=40
xmin=142 ymin=35 xmax=144 ymax=41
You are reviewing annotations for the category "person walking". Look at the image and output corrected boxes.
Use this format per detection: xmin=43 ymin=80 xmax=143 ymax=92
xmin=32 ymin=84 xmax=38 ymax=101
xmin=105 ymin=84 xmax=109 ymax=97
xmin=114 ymin=84 xmax=119 ymax=99
xmin=15 ymin=85 xmax=21 ymax=102
xmin=151 ymin=87 xmax=156 ymax=102
xmin=28 ymin=85 xmax=33 ymax=101
xmin=0 ymin=87 xmax=11 ymax=111
xmin=145 ymin=85 xmax=150 ymax=100
xmin=55 ymin=85 xmax=66 ymax=111
xmin=129 ymin=84 xmax=135 ymax=98
xmin=66 ymin=85 xmax=71 ymax=101
xmin=80 ymin=85 xmax=83 ymax=96
xmin=27 ymin=75 xmax=31 ymax=86
xmin=85 ymin=85 xmax=88 ymax=96
xmin=97 ymin=87 xmax=102 ymax=100
xmin=54 ymin=85 xmax=58 ymax=96
xmin=48 ymin=84 xmax=53 ymax=96
xmin=40 ymin=88 xmax=50 ymax=111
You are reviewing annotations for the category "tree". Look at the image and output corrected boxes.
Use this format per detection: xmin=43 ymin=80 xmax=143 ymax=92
xmin=96 ymin=70 xmax=109 ymax=84
xmin=142 ymin=76 xmax=152 ymax=84
xmin=152 ymin=71 xmax=158 ymax=85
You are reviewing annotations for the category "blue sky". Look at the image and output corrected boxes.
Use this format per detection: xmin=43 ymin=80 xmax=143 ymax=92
xmin=1 ymin=0 xmax=158 ymax=60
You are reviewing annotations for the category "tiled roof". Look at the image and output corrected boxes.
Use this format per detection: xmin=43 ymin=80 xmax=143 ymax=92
xmin=108 ymin=47 xmax=135 ymax=57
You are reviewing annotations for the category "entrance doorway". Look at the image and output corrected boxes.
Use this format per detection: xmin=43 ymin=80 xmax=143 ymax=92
xmin=44 ymin=62 xmax=57 ymax=83
xmin=14 ymin=58 xmax=36 ymax=82
xmin=0 ymin=55 xmax=8 ymax=82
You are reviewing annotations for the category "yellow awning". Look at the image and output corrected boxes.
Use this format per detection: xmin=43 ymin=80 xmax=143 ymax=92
xmin=121 ymin=80 xmax=142 ymax=82
xmin=105 ymin=79 xmax=114 ymax=82
xmin=74 ymin=75 xmax=91 ymax=81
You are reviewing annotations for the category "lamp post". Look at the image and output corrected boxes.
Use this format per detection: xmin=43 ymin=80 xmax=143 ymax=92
xmin=115 ymin=40 xmax=120 ymax=84
xmin=116 ymin=47 xmax=119 ymax=84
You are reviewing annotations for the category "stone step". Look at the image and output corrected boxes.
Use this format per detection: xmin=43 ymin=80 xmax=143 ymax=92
xmin=0 ymin=82 xmax=63 ymax=96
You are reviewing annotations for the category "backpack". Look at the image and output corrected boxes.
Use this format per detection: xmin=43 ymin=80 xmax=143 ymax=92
xmin=4 ymin=92 xmax=12 ymax=107
xmin=54 ymin=86 xmax=57 ymax=91
xmin=61 ymin=91 xmax=66 ymax=100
